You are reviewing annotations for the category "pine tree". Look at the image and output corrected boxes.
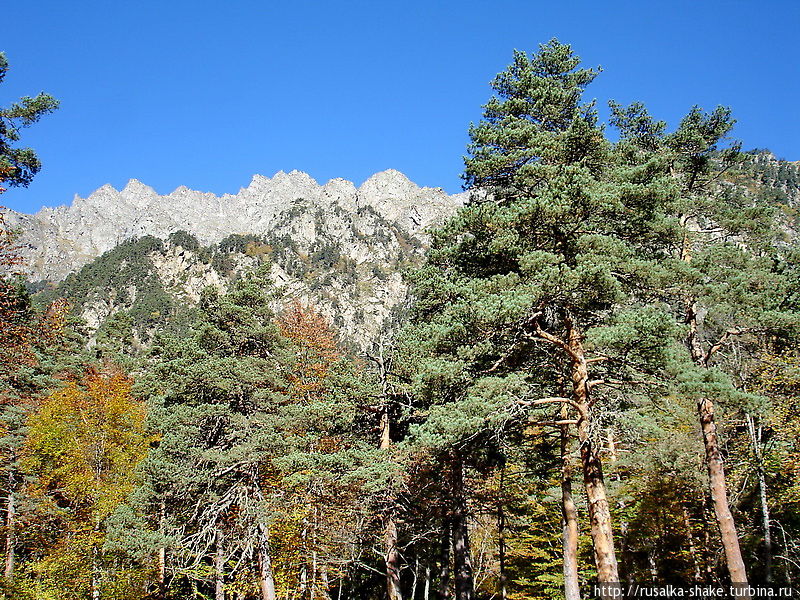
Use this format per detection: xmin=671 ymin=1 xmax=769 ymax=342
xmin=0 ymin=52 xmax=59 ymax=191
xmin=114 ymin=274 xmax=383 ymax=599
xmin=400 ymin=40 xmax=682 ymax=597
xmin=125 ymin=272 xmax=291 ymax=600
xmin=611 ymin=99 xmax=800 ymax=587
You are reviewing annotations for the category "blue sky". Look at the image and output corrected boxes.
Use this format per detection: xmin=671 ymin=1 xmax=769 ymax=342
xmin=2 ymin=0 xmax=798 ymax=213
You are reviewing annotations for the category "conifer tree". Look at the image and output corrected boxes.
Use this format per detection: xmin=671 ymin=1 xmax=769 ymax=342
xmin=115 ymin=275 xmax=382 ymax=599
xmin=0 ymin=52 xmax=58 ymax=191
xmin=610 ymin=99 xmax=800 ymax=587
xmin=125 ymin=272 xmax=291 ymax=600
xmin=400 ymin=40 xmax=684 ymax=596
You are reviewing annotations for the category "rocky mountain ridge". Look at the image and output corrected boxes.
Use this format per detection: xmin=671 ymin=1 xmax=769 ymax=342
xmin=7 ymin=152 xmax=797 ymax=350
xmin=4 ymin=169 xmax=467 ymax=282
xmin=13 ymin=170 xmax=467 ymax=349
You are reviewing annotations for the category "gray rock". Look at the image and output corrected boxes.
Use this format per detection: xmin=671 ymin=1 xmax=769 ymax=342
xmin=3 ymin=170 xmax=465 ymax=282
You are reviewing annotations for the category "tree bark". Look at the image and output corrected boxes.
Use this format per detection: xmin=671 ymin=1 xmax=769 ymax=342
xmin=258 ymin=523 xmax=277 ymax=600
xmin=158 ymin=499 xmax=166 ymax=599
xmin=685 ymin=300 xmax=749 ymax=588
xmin=747 ymin=413 xmax=772 ymax=583
xmin=385 ymin=515 xmax=403 ymax=600
xmin=158 ymin=546 xmax=166 ymax=599
xmin=606 ymin=429 xmax=617 ymax=463
xmin=424 ymin=564 xmax=431 ymax=600
xmin=497 ymin=470 xmax=508 ymax=600
xmin=437 ymin=520 xmax=451 ymax=600
xmin=215 ymin=529 xmax=225 ymax=600
xmin=92 ymin=542 xmax=101 ymax=600
xmin=566 ymin=316 xmax=619 ymax=588
xmin=451 ymin=457 xmax=474 ymax=600
xmin=682 ymin=505 xmax=702 ymax=583
xmin=381 ymin=405 xmax=403 ymax=600
xmin=380 ymin=406 xmax=392 ymax=451
xmin=3 ymin=485 xmax=14 ymax=580
xmin=699 ymin=497 xmax=715 ymax=582
xmin=561 ymin=413 xmax=581 ymax=600
xmin=698 ymin=398 xmax=749 ymax=587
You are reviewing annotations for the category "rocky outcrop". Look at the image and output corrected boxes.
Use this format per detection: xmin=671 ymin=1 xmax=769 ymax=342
xmin=3 ymin=170 xmax=466 ymax=282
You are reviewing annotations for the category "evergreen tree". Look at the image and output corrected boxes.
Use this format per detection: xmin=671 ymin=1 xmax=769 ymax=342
xmin=114 ymin=273 xmax=382 ymax=599
xmin=0 ymin=52 xmax=59 ymax=191
xmin=400 ymin=39 xmax=681 ymax=596
xmin=122 ymin=272 xmax=291 ymax=600
xmin=611 ymin=98 xmax=800 ymax=586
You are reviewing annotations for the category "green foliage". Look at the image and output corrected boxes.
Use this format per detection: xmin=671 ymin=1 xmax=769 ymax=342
xmin=0 ymin=52 xmax=59 ymax=189
xmin=54 ymin=236 xmax=172 ymax=331
xmin=167 ymin=230 xmax=199 ymax=251
xmin=217 ymin=232 xmax=267 ymax=253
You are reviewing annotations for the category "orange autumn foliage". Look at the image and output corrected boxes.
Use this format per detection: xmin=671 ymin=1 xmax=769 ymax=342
xmin=277 ymin=301 xmax=340 ymax=404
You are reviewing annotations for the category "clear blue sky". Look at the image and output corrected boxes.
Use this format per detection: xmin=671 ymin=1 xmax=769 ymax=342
xmin=2 ymin=0 xmax=798 ymax=214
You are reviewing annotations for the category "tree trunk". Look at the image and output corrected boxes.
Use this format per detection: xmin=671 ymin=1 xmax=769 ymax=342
xmin=92 ymin=542 xmax=101 ymax=600
xmin=258 ymin=524 xmax=277 ymax=600
xmin=437 ymin=521 xmax=451 ymax=600
xmin=698 ymin=398 xmax=749 ymax=587
xmin=158 ymin=499 xmax=166 ymax=599
xmin=424 ymin=565 xmax=431 ymax=600
xmin=606 ymin=429 xmax=617 ymax=463
xmin=619 ymin=521 xmax=633 ymax=588
xmin=312 ymin=547 xmax=318 ymax=599
xmin=498 ymin=483 xmax=508 ymax=600
xmin=747 ymin=413 xmax=772 ymax=583
xmin=566 ymin=316 xmax=619 ymax=588
xmin=682 ymin=505 xmax=702 ymax=583
xmin=757 ymin=457 xmax=773 ymax=583
xmin=561 ymin=415 xmax=581 ymax=600
xmin=319 ymin=566 xmax=332 ymax=600
xmin=380 ymin=406 xmax=392 ymax=451
xmin=686 ymin=300 xmax=749 ymax=588
xmin=699 ymin=498 xmax=715 ymax=582
xmin=451 ymin=458 xmax=474 ymax=600
xmin=385 ymin=515 xmax=403 ymax=600
xmin=3 ymin=486 xmax=14 ymax=580
xmin=215 ymin=529 xmax=225 ymax=600
xmin=381 ymin=404 xmax=403 ymax=600
xmin=158 ymin=546 xmax=166 ymax=598
xmin=411 ymin=558 xmax=419 ymax=600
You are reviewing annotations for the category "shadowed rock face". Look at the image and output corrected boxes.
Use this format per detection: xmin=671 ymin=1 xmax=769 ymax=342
xmin=4 ymin=169 xmax=467 ymax=282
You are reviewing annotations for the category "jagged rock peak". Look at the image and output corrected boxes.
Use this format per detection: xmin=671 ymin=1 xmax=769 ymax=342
xmin=8 ymin=169 xmax=465 ymax=283
xmin=246 ymin=170 xmax=320 ymax=190
xmin=322 ymin=177 xmax=357 ymax=193
xmin=359 ymin=169 xmax=417 ymax=197
xmin=84 ymin=183 xmax=118 ymax=198
xmin=122 ymin=178 xmax=157 ymax=194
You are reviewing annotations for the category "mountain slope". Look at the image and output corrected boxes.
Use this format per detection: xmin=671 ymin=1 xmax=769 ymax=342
xmin=6 ymin=169 xmax=465 ymax=282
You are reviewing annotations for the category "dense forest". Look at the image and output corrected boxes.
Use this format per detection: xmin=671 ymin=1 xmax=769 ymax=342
xmin=3 ymin=40 xmax=800 ymax=600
